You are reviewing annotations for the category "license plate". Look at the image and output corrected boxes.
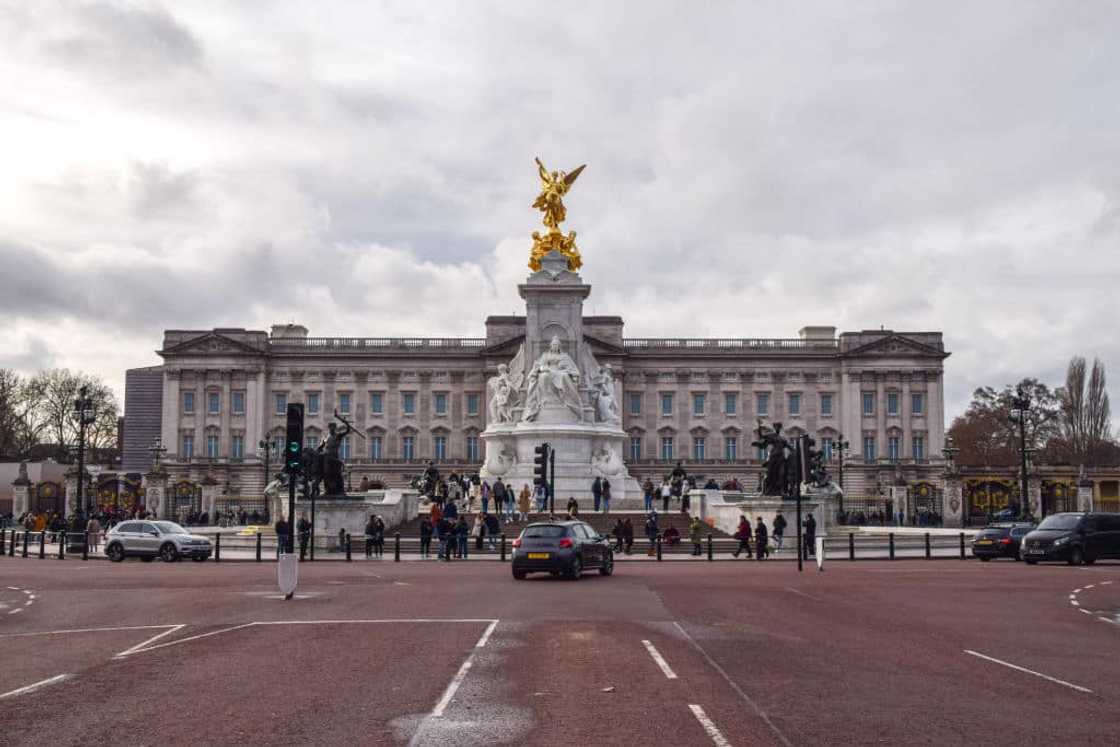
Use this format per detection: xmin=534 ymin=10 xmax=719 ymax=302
xmin=527 ymin=552 xmax=550 ymax=559
xmin=976 ymin=539 xmax=993 ymax=545
xmin=1028 ymin=549 xmax=1044 ymax=555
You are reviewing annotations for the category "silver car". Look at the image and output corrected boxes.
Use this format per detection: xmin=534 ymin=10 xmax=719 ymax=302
xmin=104 ymin=520 xmax=212 ymax=563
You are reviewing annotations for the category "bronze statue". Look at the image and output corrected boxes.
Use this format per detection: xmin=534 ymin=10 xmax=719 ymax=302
xmin=752 ymin=419 xmax=790 ymax=497
xmin=529 ymin=157 xmax=585 ymax=272
xmin=320 ymin=410 xmax=356 ymax=496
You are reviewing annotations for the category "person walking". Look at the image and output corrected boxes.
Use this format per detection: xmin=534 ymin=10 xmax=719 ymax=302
xmin=803 ymin=513 xmax=817 ymax=559
xmin=611 ymin=518 xmax=625 ymax=553
xmin=645 ymin=512 xmax=659 ymax=556
xmin=86 ymin=515 xmax=103 ymax=553
xmin=660 ymin=478 xmax=672 ymax=512
xmin=419 ymin=517 xmax=433 ymax=558
xmin=455 ymin=515 xmax=469 ymax=559
xmin=274 ymin=515 xmax=290 ymax=555
xmin=689 ymin=515 xmax=704 ymax=557
xmin=517 ymin=484 xmax=531 ymax=522
xmin=732 ymin=514 xmax=752 ymax=559
xmin=601 ymin=479 xmax=612 ymax=514
xmin=622 ymin=517 xmax=635 ymax=554
xmin=755 ymin=516 xmax=769 ymax=560
xmin=297 ymin=513 xmax=312 ymax=560
xmin=493 ymin=479 xmax=507 ymax=521
xmin=591 ymin=476 xmax=603 ymax=513
xmin=772 ymin=512 xmax=787 ymax=550
xmin=642 ymin=477 xmax=654 ymax=514
xmin=481 ymin=480 xmax=491 ymax=515
xmin=566 ymin=496 xmax=579 ymax=518
xmin=364 ymin=515 xmax=377 ymax=558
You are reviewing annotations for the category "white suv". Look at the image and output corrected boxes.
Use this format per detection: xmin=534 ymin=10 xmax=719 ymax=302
xmin=104 ymin=520 xmax=212 ymax=563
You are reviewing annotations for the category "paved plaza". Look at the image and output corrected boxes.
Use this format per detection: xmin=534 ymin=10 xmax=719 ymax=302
xmin=1 ymin=556 xmax=1117 ymax=745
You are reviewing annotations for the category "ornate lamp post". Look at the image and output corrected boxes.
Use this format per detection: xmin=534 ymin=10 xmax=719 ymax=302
xmin=148 ymin=436 xmax=168 ymax=471
xmin=1009 ymin=385 xmax=1032 ymax=520
xmin=258 ymin=439 xmax=275 ymax=489
xmin=73 ymin=385 xmax=97 ymax=516
xmin=941 ymin=434 xmax=959 ymax=471
xmin=834 ymin=434 xmax=850 ymax=514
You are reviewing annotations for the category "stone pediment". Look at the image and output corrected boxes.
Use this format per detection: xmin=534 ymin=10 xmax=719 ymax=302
xmin=844 ymin=334 xmax=946 ymax=359
xmin=480 ymin=335 xmax=526 ymax=357
xmin=161 ymin=332 xmax=265 ymax=357
xmin=582 ymin=333 xmax=626 ymax=356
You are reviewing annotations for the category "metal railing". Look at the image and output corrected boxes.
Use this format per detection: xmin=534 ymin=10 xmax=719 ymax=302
xmin=623 ymin=338 xmax=839 ymax=351
xmin=269 ymin=337 xmax=487 ymax=351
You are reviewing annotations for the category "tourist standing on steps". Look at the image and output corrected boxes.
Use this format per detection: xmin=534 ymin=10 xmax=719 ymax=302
xmin=481 ymin=480 xmax=491 ymax=515
xmin=689 ymin=515 xmax=704 ymax=556
xmin=642 ymin=478 xmax=655 ymax=513
xmin=645 ymin=512 xmax=659 ymax=555
xmin=505 ymin=484 xmax=516 ymax=521
xmin=484 ymin=511 xmax=500 ymax=550
xmin=493 ymin=479 xmax=507 ymax=521
xmin=591 ymin=476 xmax=602 ymax=513
xmin=612 ymin=518 xmax=625 ymax=552
xmin=455 ymin=515 xmax=469 ymax=559
xmin=601 ymin=479 xmax=612 ymax=514
xmin=437 ymin=514 xmax=452 ymax=560
xmin=297 ymin=512 xmax=312 ymax=560
xmin=732 ymin=514 xmax=752 ymax=558
xmin=622 ymin=517 xmax=635 ymax=554
xmin=772 ymin=512 xmax=787 ymax=550
xmin=535 ymin=482 xmax=548 ymax=513
xmin=517 ymin=484 xmax=531 ymax=522
xmin=755 ymin=516 xmax=769 ymax=560
xmin=566 ymin=496 xmax=579 ymax=518
xmin=803 ymin=513 xmax=817 ymax=559
xmin=419 ymin=517 xmax=432 ymax=558
xmin=660 ymin=478 xmax=672 ymax=512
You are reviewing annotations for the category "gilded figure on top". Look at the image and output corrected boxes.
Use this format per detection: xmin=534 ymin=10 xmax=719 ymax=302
xmin=529 ymin=157 xmax=585 ymax=272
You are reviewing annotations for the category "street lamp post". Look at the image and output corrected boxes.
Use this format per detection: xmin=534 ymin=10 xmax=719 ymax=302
xmin=1009 ymin=385 xmax=1032 ymax=520
xmin=834 ymin=434 xmax=850 ymax=515
xmin=941 ymin=434 xmax=960 ymax=524
xmin=73 ymin=385 xmax=97 ymax=517
xmin=258 ymin=439 xmax=274 ymax=489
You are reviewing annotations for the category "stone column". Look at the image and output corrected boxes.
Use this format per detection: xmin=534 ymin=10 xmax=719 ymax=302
xmin=65 ymin=467 xmax=90 ymax=518
xmin=143 ymin=469 xmax=169 ymax=519
xmin=942 ymin=471 xmax=963 ymax=528
xmin=1028 ymin=474 xmax=1042 ymax=518
xmin=12 ymin=468 xmax=31 ymax=517
xmin=1077 ymin=476 xmax=1094 ymax=512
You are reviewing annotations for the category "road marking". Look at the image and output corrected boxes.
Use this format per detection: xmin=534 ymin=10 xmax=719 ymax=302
xmin=8 ymin=608 xmax=23 ymax=615
xmin=964 ymin=650 xmax=1093 ymax=693
xmin=1102 ymin=580 xmax=1113 ymax=585
xmin=1081 ymin=608 xmax=1092 ymax=615
xmin=1071 ymin=600 xmax=1080 ymax=606
xmin=6 ymin=586 xmax=19 ymax=591
xmin=410 ymin=619 xmax=500 ymax=745
xmin=126 ymin=622 xmax=257 ymax=655
xmin=1084 ymin=584 xmax=1095 ymax=590
xmin=0 ymin=673 xmax=72 ymax=700
xmin=115 ymin=625 xmax=186 ymax=658
xmin=689 ymin=704 xmax=731 ymax=747
xmin=0 ymin=624 xmax=181 ymax=639
xmin=674 ymin=622 xmax=793 ymax=747
xmin=476 ymin=620 xmax=498 ymax=648
xmin=642 ymin=640 xmax=678 ymax=679
xmin=785 ymin=587 xmax=822 ymax=601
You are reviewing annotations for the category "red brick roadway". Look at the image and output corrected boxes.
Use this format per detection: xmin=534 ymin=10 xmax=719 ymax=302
xmin=0 ymin=556 xmax=1117 ymax=745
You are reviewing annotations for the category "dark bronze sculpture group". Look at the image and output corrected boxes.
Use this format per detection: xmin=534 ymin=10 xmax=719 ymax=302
xmin=300 ymin=411 xmax=357 ymax=499
xmin=751 ymin=419 xmax=831 ymax=498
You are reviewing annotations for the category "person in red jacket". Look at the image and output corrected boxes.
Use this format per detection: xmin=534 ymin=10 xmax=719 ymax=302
xmin=732 ymin=515 xmax=752 ymax=558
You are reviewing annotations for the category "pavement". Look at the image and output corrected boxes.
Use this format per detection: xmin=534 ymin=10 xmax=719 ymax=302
xmin=1 ymin=555 xmax=1118 ymax=745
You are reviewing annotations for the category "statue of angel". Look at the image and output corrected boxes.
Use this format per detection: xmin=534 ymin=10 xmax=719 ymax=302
xmin=591 ymin=364 xmax=621 ymax=424
xmin=486 ymin=346 xmax=525 ymax=424
xmin=532 ymin=157 xmax=585 ymax=232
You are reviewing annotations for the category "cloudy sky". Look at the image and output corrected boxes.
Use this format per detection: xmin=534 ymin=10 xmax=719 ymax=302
xmin=2 ymin=1 xmax=1118 ymax=422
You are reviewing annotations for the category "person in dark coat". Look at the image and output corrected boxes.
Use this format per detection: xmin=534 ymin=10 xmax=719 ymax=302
xmin=591 ymin=477 xmax=602 ymax=513
xmin=493 ymin=479 xmax=507 ymax=520
xmin=437 ymin=516 xmax=453 ymax=560
xmin=772 ymin=512 xmax=787 ymax=550
xmin=274 ymin=516 xmax=290 ymax=554
xmin=755 ymin=517 xmax=768 ymax=560
xmin=419 ymin=517 xmax=432 ymax=558
xmin=611 ymin=518 xmax=624 ymax=553
xmin=601 ymin=479 xmax=612 ymax=514
xmin=645 ymin=512 xmax=659 ymax=556
xmin=484 ymin=512 xmax=501 ymax=550
xmin=803 ymin=513 xmax=817 ymax=559
xmin=455 ymin=515 xmax=469 ymax=559
xmin=364 ymin=515 xmax=377 ymax=557
xmin=297 ymin=513 xmax=312 ymax=560
xmin=622 ymin=518 xmax=634 ymax=554
xmin=732 ymin=515 xmax=752 ymax=558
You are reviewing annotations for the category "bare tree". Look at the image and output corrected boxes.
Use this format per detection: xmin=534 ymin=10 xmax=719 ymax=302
xmin=948 ymin=378 xmax=1061 ymax=466
xmin=1059 ymin=356 xmax=1113 ymax=465
xmin=31 ymin=369 xmax=119 ymax=463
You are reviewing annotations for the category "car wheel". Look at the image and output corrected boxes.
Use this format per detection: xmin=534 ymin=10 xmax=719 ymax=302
xmin=512 ymin=569 xmax=526 ymax=580
xmin=569 ymin=557 xmax=582 ymax=580
xmin=159 ymin=543 xmax=180 ymax=563
xmin=107 ymin=543 xmax=125 ymax=562
xmin=1084 ymin=555 xmax=1096 ymax=565
xmin=1025 ymin=559 xmax=1038 ymax=565
xmin=599 ymin=552 xmax=614 ymax=576
xmin=1069 ymin=546 xmax=1084 ymax=566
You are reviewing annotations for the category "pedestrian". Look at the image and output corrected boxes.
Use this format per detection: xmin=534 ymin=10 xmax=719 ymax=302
xmin=505 ymin=483 xmax=516 ymax=521
xmin=437 ymin=515 xmax=453 ymax=560
xmin=732 ymin=514 xmax=752 ymax=558
xmin=645 ymin=512 xmax=659 ymax=556
xmin=535 ymin=482 xmax=548 ymax=513
xmin=642 ymin=477 xmax=654 ymax=513
xmin=660 ymin=478 xmax=672 ymax=512
xmin=364 ymin=514 xmax=377 ymax=557
xmin=622 ymin=517 xmax=634 ymax=554
xmin=419 ymin=517 xmax=433 ymax=558
xmin=372 ymin=515 xmax=385 ymax=558
xmin=275 ymin=515 xmax=290 ymax=554
xmin=601 ymin=478 xmax=612 ymax=514
xmin=481 ymin=480 xmax=491 ymax=515
xmin=680 ymin=478 xmax=691 ymax=514
xmin=803 ymin=513 xmax=817 ymax=559
xmin=773 ymin=512 xmax=787 ymax=550
xmin=297 ymin=512 xmax=312 ymax=560
xmin=86 ymin=515 xmax=102 ymax=552
xmin=755 ymin=516 xmax=768 ymax=560
xmin=591 ymin=476 xmax=602 ymax=513
xmin=338 ymin=527 xmax=347 ymax=554
xmin=456 ymin=515 xmax=469 ymax=559
xmin=472 ymin=511 xmax=485 ymax=551
xmin=689 ymin=515 xmax=703 ymax=556
xmin=517 ymin=484 xmax=531 ymax=522
xmin=566 ymin=496 xmax=579 ymax=518
xmin=612 ymin=518 xmax=625 ymax=553
xmin=493 ymin=479 xmax=507 ymax=520
xmin=484 ymin=511 xmax=500 ymax=550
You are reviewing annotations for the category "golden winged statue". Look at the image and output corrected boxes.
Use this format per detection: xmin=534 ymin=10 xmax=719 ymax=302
xmin=529 ymin=157 xmax=585 ymax=272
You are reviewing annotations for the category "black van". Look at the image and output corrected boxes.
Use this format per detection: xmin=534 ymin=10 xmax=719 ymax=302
xmin=1021 ymin=512 xmax=1120 ymax=565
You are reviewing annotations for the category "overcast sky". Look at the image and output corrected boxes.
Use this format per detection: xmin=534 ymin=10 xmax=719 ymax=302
xmin=2 ymin=1 xmax=1118 ymax=423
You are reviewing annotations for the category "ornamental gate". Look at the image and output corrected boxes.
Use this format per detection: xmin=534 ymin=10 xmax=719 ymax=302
xmin=963 ymin=478 xmax=1018 ymax=526
xmin=907 ymin=482 xmax=943 ymax=526
xmin=33 ymin=481 xmax=64 ymax=514
xmin=1041 ymin=480 xmax=1076 ymax=515
xmin=172 ymin=481 xmax=202 ymax=521
xmin=95 ymin=475 xmax=144 ymax=513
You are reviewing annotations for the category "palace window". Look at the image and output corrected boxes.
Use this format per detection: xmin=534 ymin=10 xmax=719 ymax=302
xmin=232 ymin=391 xmax=245 ymax=415
xmin=888 ymin=436 xmax=900 ymax=462
xmin=340 ymin=436 xmax=351 ymax=461
xmin=207 ymin=392 xmax=220 ymax=415
xmin=206 ymin=434 xmax=219 ymax=459
xmin=862 ymin=392 xmax=875 ymax=416
xmin=630 ymin=437 xmax=642 ymax=461
xmin=271 ymin=434 xmax=284 ymax=455
xmin=660 ymin=393 xmax=674 ymax=416
xmin=629 ymin=392 xmax=642 ymax=416
xmin=821 ymin=437 xmax=834 ymax=461
xmin=693 ymin=437 xmax=706 ymax=460
xmin=370 ymin=436 xmax=383 ymax=461
xmin=788 ymin=393 xmax=801 ymax=417
xmin=660 ymin=437 xmax=674 ymax=460
xmin=402 ymin=392 xmax=416 ymax=416
xmin=274 ymin=392 xmax=288 ymax=416
xmin=724 ymin=436 xmax=738 ymax=461
xmin=231 ymin=434 xmax=244 ymax=460
xmin=181 ymin=434 xmax=194 ymax=459
xmin=466 ymin=393 xmax=480 ymax=417
xmin=756 ymin=392 xmax=770 ymax=417
xmin=434 ymin=392 xmax=448 ymax=416
xmin=820 ymin=393 xmax=833 ymax=417
xmin=338 ymin=392 xmax=352 ymax=416
xmin=693 ymin=393 xmax=706 ymax=416
xmin=434 ymin=435 xmax=447 ymax=460
xmin=304 ymin=434 xmax=318 ymax=451
xmin=402 ymin=436 xmax=415 ymax=460
xmin=182 ymin=392 xmax=195 ymax=414
xmin=863 ymin=436 xmax=876 ymax=463
xmin=911 ymin=393 xmax=924 ymax=415
xmin=724 ymin=392 xmax=738 ymax=416
xmin=466 ymin=435 xmax=479 ymax=462
xmin=887 ymin=392 xmax=900 ymax=417
xmin=306 ymin=392 xmax=320 ymax=416
xmin=370 ymin=391 xmax=384 ymax=415
xmin=912 ymin=435 xmax=925 ymax=461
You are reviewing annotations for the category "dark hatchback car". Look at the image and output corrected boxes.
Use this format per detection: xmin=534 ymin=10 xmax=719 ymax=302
xmin=1022 ymin=512 xmax=1120 ymax=565
xmin=511 ymin=521 xmax=614 ymax=580
xmin=972 ymin=523 xmax=1034 ymax=561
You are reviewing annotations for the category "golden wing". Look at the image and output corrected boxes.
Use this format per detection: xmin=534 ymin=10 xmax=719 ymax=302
xmin=563 ymin=164 xmax=586 ymax=187
xmin=535 ymin=157 xmax=550 ymax=184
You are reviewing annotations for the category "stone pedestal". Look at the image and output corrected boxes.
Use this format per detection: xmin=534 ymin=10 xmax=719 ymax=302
xmin=12 ymin=482 xmax=31 ymax=517
xmin=701 ymin=493 xmax=824 ymax=540
xmin=942 ymin=472 xmax=963 ymax=528
xmin=1077 ymin=478 xmax=1094 ymax=512
xmin=200 ymin=476 xmax=220 ymax=519
xmin=1028 ymin=475 xmax=1042 ymax=517
xmin=64 ymin=467 xmax=90 ymax=518
xmin=143 ymin=470 xmax=169 ymax=519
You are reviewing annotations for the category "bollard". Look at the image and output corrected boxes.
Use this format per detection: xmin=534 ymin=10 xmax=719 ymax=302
xmin=394 ymin=532 xmax=400 ymax=562
xmin=0 ymin=528 xmax=4 ymax=555
xmin=256 ymin=532 xmax=262 ymax=562
xmin=924 ymin=532 xmax=931 ymax=559
xmin=500 ymin=534 xmax=507 ymax=562
xmin=849 ymin=532 xmax=855 ymax=561
xmin=23 ymin=531 xmax=30 ymax=558
xmin=58 ymin=531 xmax=65 ymax=560
xmin=39 ymin=531 xmax=46 ymax=559
xmin=707 ymin=534 xmax=713 ymax=561
xmin=959 ymin=532 xmax=966 ymax=560
xmin=10 ymin=529 xmax=16 ymax=557
xmin=214 ymin=532 xmax=221 ymax=562
xmin=83 ymin=531 xmax=89 ymax=561
xmin=656 ymin=536 xmax=663 ymax=561
xmin=888 ymin=533 xmax=895 ymax=561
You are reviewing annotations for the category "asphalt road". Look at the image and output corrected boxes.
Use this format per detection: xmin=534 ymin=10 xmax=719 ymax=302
xmin=1 ymin=556 xmax=1117 ymax=745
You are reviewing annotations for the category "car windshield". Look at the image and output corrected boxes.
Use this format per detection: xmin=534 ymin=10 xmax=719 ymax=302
xmin=521 ymin=526 xmax=567 ymax=539
xmin=1037 ymin=514 xmax=1082 ymax=531
xmin=154 ymin=521 xmax=189 ymax=535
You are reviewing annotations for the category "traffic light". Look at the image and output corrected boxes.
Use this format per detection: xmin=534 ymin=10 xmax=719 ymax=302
xmin=533 ymin=443 xmax=550 ymax=485
xmin=285 ymin=403 xmax=304 ymax=474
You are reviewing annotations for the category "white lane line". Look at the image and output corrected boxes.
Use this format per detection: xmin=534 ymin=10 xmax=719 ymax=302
xmin=0 ymin=624 xmax=180 ymax=639
xmin=1081 ymin=608 xmax=1093 ymax=615
xmin=785 ymin=587 xmax=822 ymax=601
xmin=964 ymin=650 xmax=1093 ymax=694
xmin=476 ymin=620 xmax=499 ymax=649
xmin=689 ymin=704 xmax=732 ymax=747
xmin=115 ymin=625 xmax=186 ymax=658
xmin=674 ymin=622 xmax=793 ymax=747
xmin=1071 ymin=600 xmax=1080 ymax=606
xmin=6 ymin=586 xmax=19 ymax=591
xmin=1084 ymin=584 xmax=1095 ymax=590
xmin=8 ymin=608 xmax=22 ymax=615
xmin=641 ymin=639 xmax=678 ymax=679
xmin=22 ymin=590 xmax=32 ymax=596
xmin=0 ymin=673 xmax=72 ymax=700
xmin=1102 ymin=580 xmax=1114 ymax=585
xmin=128 ymin=622 xmax=257 ymax=655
